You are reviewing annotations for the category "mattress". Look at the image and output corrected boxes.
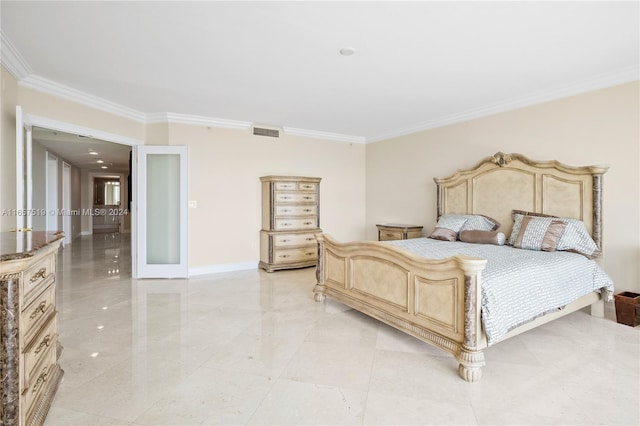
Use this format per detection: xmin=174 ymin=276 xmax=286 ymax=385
xmin=387 ymin=238 xmax=614 ymax=346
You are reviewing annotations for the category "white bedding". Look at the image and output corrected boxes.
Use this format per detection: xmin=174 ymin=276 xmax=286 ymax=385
xmin=386 ymin=238 xmax=614 ymax=346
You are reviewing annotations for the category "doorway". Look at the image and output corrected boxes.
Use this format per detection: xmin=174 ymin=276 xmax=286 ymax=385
xmin=92 ymin=176 xmax=124 ymax=234
xmin=16 ymin=107 xmax=189 ymax=279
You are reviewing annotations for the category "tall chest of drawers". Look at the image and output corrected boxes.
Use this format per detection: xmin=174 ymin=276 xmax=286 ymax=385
xmin=1 ymin=232 xmax=64 ymax=426
xmin=259 ymin=176 xmax=321 ymax=272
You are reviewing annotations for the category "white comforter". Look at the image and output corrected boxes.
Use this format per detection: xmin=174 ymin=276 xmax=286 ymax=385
xmin=387 ymin=238 xmax=614 ymax=346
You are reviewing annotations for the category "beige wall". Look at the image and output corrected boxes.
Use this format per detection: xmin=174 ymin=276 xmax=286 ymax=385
xmin=3 ymin=63 xmax=637 ymax=288
xmin=167 ymin=123 xmax=366 ymax=268
xmin=1 ymin=69 xmax=365 ymax=270
xmin=366 ymin=81 xmax=640 ymax=293
xmin=1 ymin=67 xmax=18 ymax=231
xmin=18 ymin=86 xmax=145 ymax=141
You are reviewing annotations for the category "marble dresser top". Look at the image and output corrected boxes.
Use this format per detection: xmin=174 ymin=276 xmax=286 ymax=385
xmin=0 ymin=231 xmax=64 ymax=262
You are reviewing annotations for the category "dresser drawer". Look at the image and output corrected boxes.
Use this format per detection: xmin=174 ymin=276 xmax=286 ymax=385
xmin=274 ymin=192 xmax=317 ymax=204
xmin=22 ymin=315 xmax=57 ymax=390
xmin=298 ymin=182 xmax=318 ymax=192
xmin=22 ymin=255 xmax=54 ymax=306
xmin=379 ymin=229 xmax=404 ymax=241
xmin=274 ymin=182 xmax=298 ymax=191
xmin=274 ymin=218 xmax=318 ymax=230
xmin=273 ymin=233 xmax=317 ymax=247
xmin=22 ymin=345 xmax=57 ymax=419
xmin=274 ymin=205 xmax=317 ymax=217
xmin=21 ymin=284 xmax=56 ymax=344
xmin=273 ymin=182 xmax=318 ymax=192
xmin=273 ymin=247 xmax=317 ymax=264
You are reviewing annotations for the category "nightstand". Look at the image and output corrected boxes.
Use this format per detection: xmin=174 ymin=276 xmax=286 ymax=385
xmin=376 ymin=224 xmax=424 ymax=241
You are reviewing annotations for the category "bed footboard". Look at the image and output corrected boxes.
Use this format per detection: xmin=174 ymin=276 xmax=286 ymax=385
xmin=313 ymin=233 xmax=488 ymax=382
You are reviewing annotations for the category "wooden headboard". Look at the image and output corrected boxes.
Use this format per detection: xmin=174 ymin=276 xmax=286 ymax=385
xmin=433 ymin=152 xmax=609 ymax=250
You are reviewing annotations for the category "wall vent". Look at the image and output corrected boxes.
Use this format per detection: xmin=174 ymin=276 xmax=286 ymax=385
xmin=253 ymin=127 xmax=280 ymax=138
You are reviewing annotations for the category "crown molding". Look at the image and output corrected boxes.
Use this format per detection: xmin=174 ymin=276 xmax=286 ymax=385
xmin=283 ymin=126 xmax=366 ymax=144
xmin=0 ymin=31 xmax=32 ymax=79
xmin=19 ymin=74 xmax=148 ymax=123
xmin=6 ymin=34 xmax=636 ymax=146
xmin=367 ymin=66 xmax=640 ymax=143
xmin=151 ymin=112 xmax=252 ymax=129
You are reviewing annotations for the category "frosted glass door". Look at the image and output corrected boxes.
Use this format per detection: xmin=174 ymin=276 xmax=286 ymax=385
xmin=134 ymin=146 xmax=188 ymax=278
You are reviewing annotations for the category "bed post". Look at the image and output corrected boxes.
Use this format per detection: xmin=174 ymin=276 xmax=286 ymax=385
xmin=591 ymin=168 xmax=607 ymax=318
xmin=456 ymin=258 xmax=486 ymax=382
xmin=435 ymin=183 xmax=443 ymax=220
xmin=591 ymin=171 xmax=606 ymax=252
xmin=313 ymin=234 xmax=326 ymax=302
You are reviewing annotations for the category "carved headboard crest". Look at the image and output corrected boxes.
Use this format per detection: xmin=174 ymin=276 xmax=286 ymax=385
xmin=491 ymin=152 xmax=512 ymax=167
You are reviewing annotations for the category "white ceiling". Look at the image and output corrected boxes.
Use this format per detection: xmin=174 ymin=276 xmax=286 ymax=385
xmin=2 ymin=1 xmax=639 ymax=142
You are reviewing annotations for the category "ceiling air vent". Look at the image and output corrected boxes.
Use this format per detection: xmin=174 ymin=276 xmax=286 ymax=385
xmin=253 ymin=126 xmax=280 ymax=138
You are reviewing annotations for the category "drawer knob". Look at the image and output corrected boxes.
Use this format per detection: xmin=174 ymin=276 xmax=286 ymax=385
xmin=305 ymin=252 xmax=315 ymax=256
xmin=30 ymin=302 xmax=47 ymax=320
xmin=303 ymin=196 xmax=312 ymax=200
xmin=30 ymin=267 xmax=47 ymax=283
xmin=304 ymin=222 xmax=312 ymax=225
xmin=279 ymin=254 xmax=290 ymax=259
xmin=281 ymin=239 xmax=290 ymax=243
xmin=34 ymin=334 xmax=52 ymax=354
xmin=306 ymin=237 xmax=314 ymax=241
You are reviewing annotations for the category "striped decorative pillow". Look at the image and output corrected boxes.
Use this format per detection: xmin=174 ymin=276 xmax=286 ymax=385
xmin=512 ymin=216 xmax=567 ymax=251
xmin=510 ymin=212 xmax=601 ymax=258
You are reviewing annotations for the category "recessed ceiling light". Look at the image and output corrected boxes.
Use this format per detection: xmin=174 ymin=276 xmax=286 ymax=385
xmin=101 ymin=166 xmax=108 ymax=169
xmin=339 ymin=47 xmax=356 ymax=56
xmin=96 ymin=159 xmax=104 ymax=163
xmin=89 ymin=150 xmax=99 ymax=155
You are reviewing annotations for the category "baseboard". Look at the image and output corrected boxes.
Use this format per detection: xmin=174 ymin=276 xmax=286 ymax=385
xmin=189 ymin=261 xmax=258 ymax=276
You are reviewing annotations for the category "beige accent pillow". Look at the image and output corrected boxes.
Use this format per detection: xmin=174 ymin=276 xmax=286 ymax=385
xmin=429 ymin=215 xmax=468 ymax=242
xmin=430 ymin=227 xmax=458 ymax=242
xmin=459 ymin=230 xmax=506 ymax=246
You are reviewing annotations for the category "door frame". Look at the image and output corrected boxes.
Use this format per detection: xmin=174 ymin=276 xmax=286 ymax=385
xmin=17 ymin=109 xmax=145 ymax=266
xmin=45 ymin=152 xmax=58 ymax=232
xmin=62 ymin=162 xmax=72 ymax=244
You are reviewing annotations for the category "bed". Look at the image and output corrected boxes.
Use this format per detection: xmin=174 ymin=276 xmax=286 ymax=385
xmin=312 ymin=152 xmax=612 ymax=382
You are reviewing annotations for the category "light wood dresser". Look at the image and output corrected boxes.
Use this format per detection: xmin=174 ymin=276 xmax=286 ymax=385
xmin=1 ymin=231 xmax=64 ymax=426
xmin=259 ymin=176 xmax=321 ymax=272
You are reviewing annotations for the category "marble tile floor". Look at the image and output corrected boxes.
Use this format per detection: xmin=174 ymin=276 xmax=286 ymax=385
xmin=45 ymin=233 xmax=639 ymax=426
